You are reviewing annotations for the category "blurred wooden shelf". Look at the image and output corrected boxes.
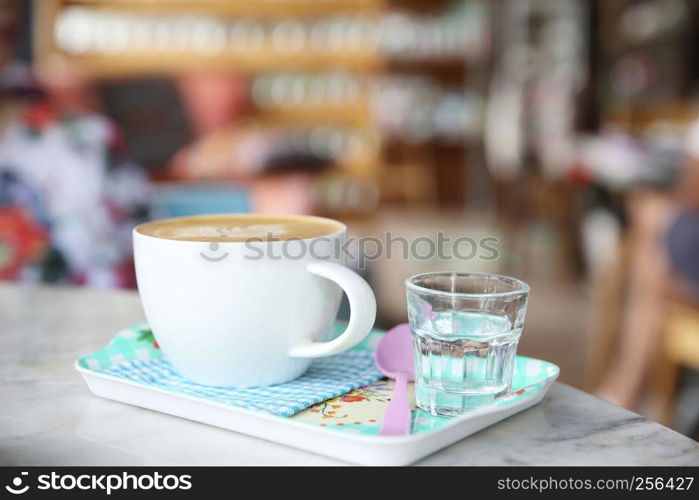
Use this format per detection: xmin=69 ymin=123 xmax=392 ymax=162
xmin=61 ymin=0 xmax=386 ymax=17
xmin=34 ymin=0 xmax=485 ymax=194
xmin=253 ymin=103 xmax=373 ymax=128
xmin=35 ymin=0 xmax=480 ymax=78
xmin=603 ymin=100 xmax=699 ymax=134
xmin=54 ymin=52 xmax=382 ymax=78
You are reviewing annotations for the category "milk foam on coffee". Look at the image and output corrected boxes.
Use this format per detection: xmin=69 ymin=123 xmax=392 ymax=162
xmin=136 ymin=214 xmax=344 ymax=242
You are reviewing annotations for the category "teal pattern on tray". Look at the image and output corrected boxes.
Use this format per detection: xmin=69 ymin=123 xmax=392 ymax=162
xmin=292 ymin=356 xmax=559 ymax=436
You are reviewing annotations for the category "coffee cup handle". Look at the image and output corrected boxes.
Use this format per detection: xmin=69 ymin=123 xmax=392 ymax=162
xmin=288 ymin=261 xmax=376 ymax=358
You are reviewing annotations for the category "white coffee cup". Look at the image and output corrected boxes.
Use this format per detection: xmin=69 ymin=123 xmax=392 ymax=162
xmin=133 ymin=214 xmax=376 ymax=388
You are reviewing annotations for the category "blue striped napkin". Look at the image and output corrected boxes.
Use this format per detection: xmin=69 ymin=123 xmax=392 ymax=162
xmin=92 ymin=325 xmax=384 ymax=417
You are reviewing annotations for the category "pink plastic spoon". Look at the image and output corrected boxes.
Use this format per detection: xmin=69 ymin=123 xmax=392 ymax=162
xmin=375 ymin=323 xmax=414 ymax=436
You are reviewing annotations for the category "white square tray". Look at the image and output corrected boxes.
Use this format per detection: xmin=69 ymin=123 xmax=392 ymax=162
xmin=76 ymin=329 xmax=559 ymax=466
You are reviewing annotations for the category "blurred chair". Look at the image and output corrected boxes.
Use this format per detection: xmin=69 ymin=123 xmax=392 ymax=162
xmin=651 ymin=302 xmax=699 ymax=426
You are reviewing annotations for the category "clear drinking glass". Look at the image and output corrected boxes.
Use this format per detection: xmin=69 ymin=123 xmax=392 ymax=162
xmin=406 ymin=272 xmax=530 ymax=416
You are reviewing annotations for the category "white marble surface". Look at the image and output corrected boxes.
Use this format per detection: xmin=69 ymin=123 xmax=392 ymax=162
xmin=1 ymin=282 xmax=698 ymax=466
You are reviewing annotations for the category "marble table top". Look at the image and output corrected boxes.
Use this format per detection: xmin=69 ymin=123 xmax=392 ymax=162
xmin=1 ymin=282 xmax=698 ymax=466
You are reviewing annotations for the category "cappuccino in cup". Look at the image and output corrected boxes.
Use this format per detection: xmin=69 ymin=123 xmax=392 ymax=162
xmin=136 ymin=214 xmax=343 ymax=242
xmin=134 ymin=214 xmax=376 ymax=388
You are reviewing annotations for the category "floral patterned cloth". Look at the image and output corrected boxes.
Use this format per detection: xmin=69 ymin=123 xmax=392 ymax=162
xmin=0 ymin=100 xmax=151 ymax=286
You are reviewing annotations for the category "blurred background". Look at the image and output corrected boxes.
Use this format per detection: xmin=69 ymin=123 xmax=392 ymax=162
xmin=1 ymin=0 xmax=698 ymax=438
